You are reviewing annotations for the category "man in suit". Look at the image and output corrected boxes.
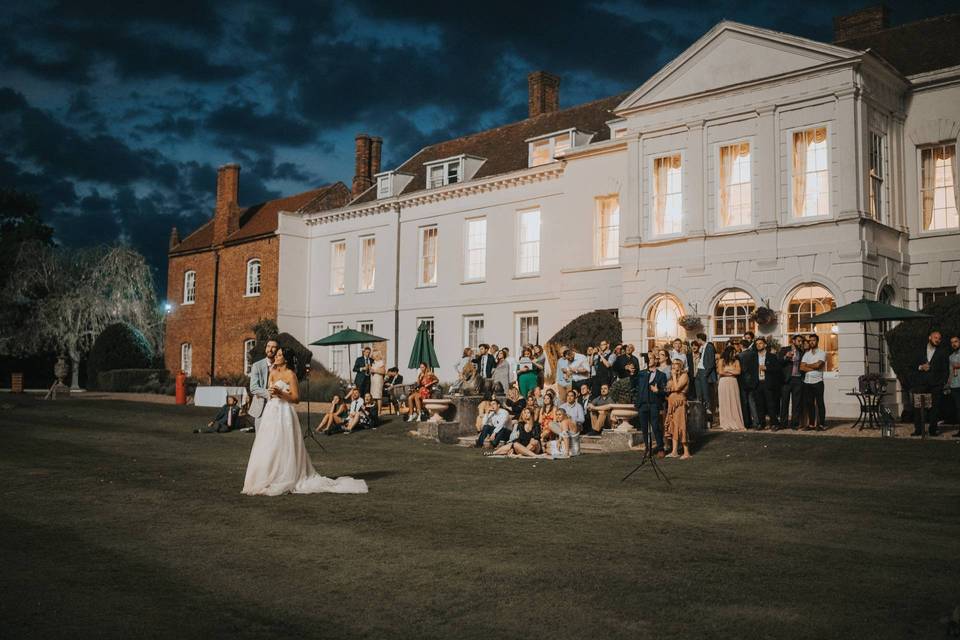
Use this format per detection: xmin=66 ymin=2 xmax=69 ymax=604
xmin=248 ymin=338 xmax=278 ymax=430
xmin=742 ymin=331 xmax=756 ymax=351
xmin=743 ymin=337 xmax=782 ymax=430
xmin=194 ymin=395 xmax=241 ymax=433
xmin=736 ymin=339 xmax=755 ymax=428
xmin=693 ymin=333 xmax=717 ymax=417
xmin=353 ymin=347 xmax=373 ymax=395
xmin=473 ymin=344 xmax=496 ymax=381
xmin=778 ymin=334 xmax=805 ymax=429
xmin=910 ymin=330 xmax=950 ymax=437
xmin=633 ymin=354 xmax=667 ymax=457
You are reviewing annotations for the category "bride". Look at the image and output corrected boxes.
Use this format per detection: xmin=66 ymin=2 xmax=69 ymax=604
xmin=242 ymin=346 xmax=368 ymax=496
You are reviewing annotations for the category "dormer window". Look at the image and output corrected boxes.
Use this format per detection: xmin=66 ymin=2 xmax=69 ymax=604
xmin=427 ymin=160 xmax=461 ymax=189
xmin=377 ymin=175 xmax=391 ymax=198
xmin=527 ymin=129 xmax=591 ymax=167
xmin=374 ymin=171 xmax=413 ymax=199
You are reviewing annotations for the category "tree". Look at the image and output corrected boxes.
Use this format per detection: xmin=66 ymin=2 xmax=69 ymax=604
xmin=0 ymin=189 xmax=54 ymax=291
xmin=1 ymin=243 xmax=161 ymax=388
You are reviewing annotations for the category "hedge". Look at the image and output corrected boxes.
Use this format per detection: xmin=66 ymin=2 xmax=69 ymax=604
xmin=87 ymin=322 xmax=153 ymax=390
xmin=97 ymin=369 xmax=169 ymax=392
xmin=886 ymin=293 xmax=960 ymax=385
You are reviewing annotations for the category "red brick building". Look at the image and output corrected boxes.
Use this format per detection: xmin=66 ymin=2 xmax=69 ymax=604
xmin=164 ymin=163 xmax=349 ymax=379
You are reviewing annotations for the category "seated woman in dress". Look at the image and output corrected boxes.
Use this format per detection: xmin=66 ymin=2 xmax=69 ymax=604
xmin=316 ymin=393 xmax=349 ymax=434
xmin=664 ymin=358 xmax=692 ymax=459
xmin=544 ymin=407 xmax=578 ymax=457
xmin=361 ymin=392 xmax=379 ymax=429
xmin=537 ymin=390 xmax=558 ymax=450
xmin=491 ymin=407 xmax=542 ymax=457
xmin=405 ymin=363 xmax=438 ymax=422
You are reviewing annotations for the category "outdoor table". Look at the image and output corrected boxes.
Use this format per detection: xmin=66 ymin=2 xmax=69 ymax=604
xmin=845 ymin=389 xmax=885 ymax=431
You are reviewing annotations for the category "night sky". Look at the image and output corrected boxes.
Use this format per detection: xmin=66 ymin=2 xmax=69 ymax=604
xmin=1 ymin=1 xmax=955 ymax=298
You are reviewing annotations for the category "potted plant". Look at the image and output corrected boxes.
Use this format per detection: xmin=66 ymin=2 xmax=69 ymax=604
xmin=750 ymin=306 xmax=777 ymax=327
xmin=678 ymin=315 xmax=703 ymax=332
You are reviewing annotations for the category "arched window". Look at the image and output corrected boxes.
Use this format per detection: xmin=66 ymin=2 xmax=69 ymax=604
xmin=246 ymin=259 xmax=261 ymax=296
xmin=183 ymin=270 xmax=196 ymax=304
xmin=646 ymin=295 xmax=683 ymax=353
xmin=180 ymin=343 xmax=192 ymax=376
xmin=243 ymin=338 xmax=256 ymax=375
xmin=785 ymin=284 xmax=838 ymax=372
xmin=712 ymin=290 xmax=756 ymax=344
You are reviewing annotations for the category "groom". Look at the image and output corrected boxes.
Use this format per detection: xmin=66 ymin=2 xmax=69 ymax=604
xmin=249 ymin=338 xmax=279 ymax=429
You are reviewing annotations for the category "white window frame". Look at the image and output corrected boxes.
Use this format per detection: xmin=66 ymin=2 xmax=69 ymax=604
xmin=418 ymin=225 xmax=438 ymax=287
xmin=527 ymin=130 xmax=575 ymax=167
xmin=787 ymin=123 xmax=831 ymax=221
xmin=716 ymin=139 xmax=753 ymax=230
xmin=711 ymin=290 xmax=757 ymax=343
xmin=463 ymin=217 xmax=486 ymax=282
xmin=182 ymin=270 xmax=196 ymax=305
xmin=357 ymin=321 xmax=374 ymax=350
xmin=868 ymin=131 xmax=888 ymax=224
xmin=416 ymin=317 xmax=436 ymax=343
xmin=245 ymin=259 xmax=261 ymax=297
xmin=425 ymin=158 xmax=463 ymax=189
xmin=650 ymin=152 xmax=684 ymax=237
xmin=376 ymin=174 xmax=391 ymax=199
xmin=917 ymin=142 xmax=959 ymax=233
xmin=329 ymin=240 xmax=346 ymax=295
xmin=358 ymin=235 xmax=376 ymax=292
xmin=328 ymin=322 xmax=347 ymax=379
xmin=918 ymin=286 xmax=956 ymax=309
xmin=783 ymin=284 xmax=839 ymax=376
xmin=515 ymin=312 xmax=539 ymax=352
xmin=515 ymin=207 xmax=541 ymax=277
xmin=463 ymin=315 xmax=485 ymax=351
xmin=180 ymin=342 xmax=192 ymax=376
xmin=243 ymin=339 xmax=256 ymax=375
xmin=594 ymin=195 xmax=620 ymax=266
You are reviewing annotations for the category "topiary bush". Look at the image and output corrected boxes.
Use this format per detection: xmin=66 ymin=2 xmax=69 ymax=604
xmin=87 ymin=322 xmax=154 ymax=390
xmin=886 ymin=294 xmax=960 ymax=386
xmin=545 ymin=310 xmax=622 ymax=384
xmin=247 ymin=318 xmax=330 ymax=381
xmin=609 ymin=376 xmax=635 ymax=404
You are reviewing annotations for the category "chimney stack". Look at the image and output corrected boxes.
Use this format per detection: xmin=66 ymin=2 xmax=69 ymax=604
xmin=528 ymin=71 xmax=560 ymax=118
xmin=352 ymin=134 xmax=373 ymax=197
xmin=212 ymin=163 xmax=240 ymax=245
xmin=370 ymin=136 xmax=383 ymax=177
xmin=833 ymin=6 xmax=890 ymax=42
xmin=169 ymin=226 xmax=180 ymax=251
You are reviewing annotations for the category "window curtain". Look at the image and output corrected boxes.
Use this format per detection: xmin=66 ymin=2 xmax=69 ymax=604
xmin=719 ymin=142 xmax=748 ymax=227
xmin=792 ymin=129 xmax=826 ymax=216
xmin=653 ymin=156 xmax=668 ymax=234
xmin=921 ymin=148 xmax=937 ymax=230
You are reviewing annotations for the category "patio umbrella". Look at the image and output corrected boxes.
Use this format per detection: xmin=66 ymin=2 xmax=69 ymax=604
xmin=808 ymin=298 xmax=932 ymax=374
xmin=408 ymin=321 xmax=439 ymax=370
xmin=310 ymin=329 xmax=387 ymax=379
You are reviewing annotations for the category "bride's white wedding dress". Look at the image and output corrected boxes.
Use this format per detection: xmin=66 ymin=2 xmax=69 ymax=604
xmin=242 ymin=380 xmax=368 ymax=496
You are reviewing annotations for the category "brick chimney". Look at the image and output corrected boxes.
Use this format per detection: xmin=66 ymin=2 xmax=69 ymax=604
xmin=833 ymin=6 xmax=890 ymax=42
xmin=212 ymin=163 xmax=240 ymax=245
xmin=528 ymin=71 xmax=560 ymax=118
xmin=352 ymin=134 xmax=373 ymax=197
xmin=169 ymin=226 xmax=180 ymax=251
xmin=370 ymin=136 xmax=382 ymax=176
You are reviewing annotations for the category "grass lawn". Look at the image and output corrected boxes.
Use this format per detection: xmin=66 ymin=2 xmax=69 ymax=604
xmin=1 ymin=395 xmax=959 ymax=639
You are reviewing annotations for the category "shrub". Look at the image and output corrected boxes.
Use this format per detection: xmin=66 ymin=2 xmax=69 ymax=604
xmin=87 ymin=322 xmax=154 ymax=389
xmin=298 ymin=371 xmax=347 ymax=402
xmin=545 ymin=310 xmax=622 ymax=384
xmin=97 ymin=368 xmax=169 ymax=392
xmin=886 ymin=294 xmax=960 ymax=386
xmin=609 ymin=377 xmax=635 ymax=404
xmin=247 ymin=318 xmax=329 ymax=381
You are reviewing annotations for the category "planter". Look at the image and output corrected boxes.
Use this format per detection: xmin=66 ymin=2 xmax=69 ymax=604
xmin=608 ymin=403 xmax=638 ymax=431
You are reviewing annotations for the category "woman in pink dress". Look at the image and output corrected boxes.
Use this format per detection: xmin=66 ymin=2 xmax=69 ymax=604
xmin=716 ymin=345 xmax=746 ymax=432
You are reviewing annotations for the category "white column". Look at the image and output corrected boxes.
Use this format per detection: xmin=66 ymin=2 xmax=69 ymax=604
xmin=756 ymin=105 xmax=778 ymax=229
xmin=686 ymin=120 xmax=706 ymax=236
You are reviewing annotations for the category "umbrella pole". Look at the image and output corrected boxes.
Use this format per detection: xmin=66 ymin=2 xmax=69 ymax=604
xmin=863 ymin=323 xmax=869 ymax=378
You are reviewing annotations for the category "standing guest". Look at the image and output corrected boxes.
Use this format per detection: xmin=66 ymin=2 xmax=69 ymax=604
xmin=451 ymin=348 xmax=474 ymax=393
xmin=475 ymin=344 xmax=496 ymax=382
xmin=352 ymin=347 xmax=373 ymax=396
xmin=567 ymin=349 xmax=590 ymax=393
xmin=656 ymin=348 xmax=672 ymax=380
xmin=491 ymin=407 xmax=542 ymax=457
xmin=742 ymin=331 xmax=756 ymax=352
xmin=194 ymin=395 xmax=241 ymax=433
xmin=492 ymin=349 xmax=511 ymax=394
xmin=908 ymin=330 xmax=949 ymax=437
xmin=736 ymin=339 xmax=754 ymax=428
xmin=664 ymin=359 xmax=692 ymax=459
xmin=744 ymin=337 xmax=781 ymax=430
xmin=369 ymin=348 xmax=386 ymax=413
xmin=503 ymin=347 xmax=518 ymax=388
xmin=694 ymin=333 xmax=717 ymax=417
xmin=476 ymin=398 xmax=512 ymax=448
xmin=503 ymin=386 xmax=526 ymax=419
xmin=717 ymin=345 xmax=746 ymax=431
xmin=799 ymin=334 xmax=827 ymax=431
xmin=555 ymin=349 xmax=574 ymax=397
xmin=778 ymin=334 xmax=805 ymax=430
xmin=593 ymin=340 xmax=615 ymax=396
xmin=517 ymin=347 xmax=539 ymax=398
xmin=614 ymin=344 xmax=632 ymax=379
xmin=532 ymin=344 xmax=546 ymax=387
xmin=633 ymin=355 xmax=667 ymax=457
xmin=405 ymin=364 xmax=438 ymax=422
xmin=586 ymin=383 xmax=614 ymax=434
xmin=669 ymin=338 xmax=686 ymax=365
xmin=559 ymin=389 xmax=585 ymax=432
xmin=948 ymin=335 xmax=960 ymax=438
xmin=624 ymin=344 xmax=642 ymax=374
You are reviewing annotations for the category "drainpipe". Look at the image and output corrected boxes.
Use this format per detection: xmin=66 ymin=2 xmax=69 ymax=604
xmin=393 ymin=202 xmax=402 ymax=366
xmin=210 ymin=250 xmax=221 ymax=382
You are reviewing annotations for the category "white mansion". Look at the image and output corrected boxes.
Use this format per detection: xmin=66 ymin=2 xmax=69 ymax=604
xmin=277 ymin=9 xmax=960 ymax=417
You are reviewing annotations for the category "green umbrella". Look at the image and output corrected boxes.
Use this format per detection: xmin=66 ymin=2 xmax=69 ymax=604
xmin=408 ymin=321 xmax=439 ymax=370
xmin=310 ymin=328 xmax=387 ymax=346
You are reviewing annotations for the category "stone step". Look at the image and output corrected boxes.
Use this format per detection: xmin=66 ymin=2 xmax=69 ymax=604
xmin=457 ymin=435 xmax=475 ymax=447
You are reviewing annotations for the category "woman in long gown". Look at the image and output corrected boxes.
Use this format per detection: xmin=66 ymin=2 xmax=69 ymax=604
xmin=492 ymin=349 xmax=511 ymax=393
xmin=716 ymin=345 xmax=746 ymax=432
xmin=664 ymin=358 xmax=692 ymax=459
xmin=242 ymin=347 xmax=368 ymax=495
xmin=369 ymin=348 xmax=386 ymax=413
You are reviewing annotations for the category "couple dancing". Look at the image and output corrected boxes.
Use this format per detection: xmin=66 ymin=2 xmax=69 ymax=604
xmin=241 ymin=338 xmax=367 ymax=496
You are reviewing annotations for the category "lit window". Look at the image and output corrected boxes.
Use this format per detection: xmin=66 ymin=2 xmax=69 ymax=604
xmin=464 ymin=218 xmax=486 ymax=281
xmin=785 ymin=284 xmax=838 ymax=372
xmin=595 ymin=195 xmax=620 ymax=265
xmin=419 ymin=226 xmax=438 ymax=286
xmin=243 ymin=339 xmax=255 ymax=375
xmin=653 ymin=154 xmax=682 ymax=235
xmin=528 ymin=132 xmax=573 ymax=167
xmin=554 ymin=135 xmax=571 ymax=156
xmin=328 ymin=322 xmax=347 ymax=379
xmin=712 ymin=290 xmax=756 ymax=342
xmin=646 ymin=295 xmax=683 ymax=353
xmin=359 ymin=236 xmax=375 ymax=292
xmin=920 ymin=144 xmax=958 ymax=231
xmin=330 ymin=240 xmax=345 ymax=294
xmin=516 ymin=313 xmax=539 ymax=351
xmin=183 ymin=270 xmax=196 ymax=304
xmin=464 ymin=315 xmax=484 ymax=350
xmin=869 ymin=133 xmax=886 ymax=222
xmin=719 ymin=142 xmax=751 ymax=227
xmin=792 ymin=127 xmax=829 ymax=218
xmin=245 ymin=259 xmax=261 ymax=296
xmin=180 ymin=343 xmax=192 ymax=376
xmin=516 ymin=208 xmax=540 ymax=275
xmin=426 ymin=160 xmax=461 ymax=189
xmin=376 ymin=175 xmax=391 ymax=199
xmin=416 ymin=317 xmax=435 ymax=343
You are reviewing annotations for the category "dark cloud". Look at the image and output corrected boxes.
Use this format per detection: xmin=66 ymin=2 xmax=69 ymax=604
xmin=204 ymin=100 xmax=319 ymax=150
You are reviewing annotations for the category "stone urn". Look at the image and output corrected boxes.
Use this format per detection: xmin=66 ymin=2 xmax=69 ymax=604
xmin=423 ymin=398 xmax=454 ymax=423
xmin=54 ymin=356 xmax=70 ymax=385
xmin=608 ymin=403 xmax=638 ymax=432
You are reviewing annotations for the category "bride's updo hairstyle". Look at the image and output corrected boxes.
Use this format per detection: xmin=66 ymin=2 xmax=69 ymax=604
xmin=273 ymin=344 xmax=300 ymax=375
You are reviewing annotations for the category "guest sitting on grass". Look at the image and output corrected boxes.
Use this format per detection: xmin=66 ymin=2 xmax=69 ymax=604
xmin=559 ymin=389 xmax=585 ymax=432
xmin=344 ymin=388 xmax=367 ymax=433
xmin=476 ymin=398 xmax=512 ymax=449
xmin=525 ymin=389 xmax=541 ymax=423
xmin=194 ymin=395 xmax=241 ymax=433
xmin=538 ymin=390 xmax=557 ymax=436
xmin=316 ymin=393 xmax=349 ymax=434
xmin=490 ymin=407 xmax=541 ymax=457
xmin=543 ymin=407 xmax=578 ymax=456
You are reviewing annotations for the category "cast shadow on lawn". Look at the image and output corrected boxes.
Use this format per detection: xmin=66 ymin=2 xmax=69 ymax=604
xmin=348 ymin=469 xmax=402 ymax=481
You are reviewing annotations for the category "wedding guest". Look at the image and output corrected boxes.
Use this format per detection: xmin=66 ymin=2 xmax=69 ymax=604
xmin=778 ymin=334 xmax=805 ymax=429
xmin=625 ymin=344 xmax=642 ymax=374
xmin=948 ymin=335 xmax=960 ymax=438
xmin=556 ymin=348 xmax=574 ymax=397
xmin=370 ymin=348 xmax=386 ymax=413
xmin=344 ymin=388 xmax=367 ymax=433
xmin=475 ymin=393 xmax=497 ymax=431
xmin=347 ymin=392 xmax=379 ymax=431
xmin=578 ymin=383 xmax=592 ymax=417
xmin=656 ymin=348 xmax=672 ymax=380
xmin=525 ymin=389 xmax=541 ymax=423
xmin=694 ymin=333 xmax=717 ymax=417
xmin=543 ymin=407 xmax=578 ymax=457
xmin=538 ymin=391 xmax=558 ymax=438
xmin=593 ymin=340 xmax=615 ymax=396
xmin=383 ymin=367 xmax=404 ymax=415
xmin=451 ymin=347 xmax=473 ymax=393
xmin=742 ymin=331 xmax=756 ymax=351
xmin=586 ymin=383 xmax=613 ymax=434
xmin=352 ymin=347 xmax=373 ymax=396
xmin=585 ymin=345 xmax=599 ymax=391
xmin=405 ymin=364 xmax=438 ymax=422
xmin=908 ymin=330 xmax=949 ymax=437
xmin=559 ymin=389 xmax=585 ymax=432
xmin=194 ymin=395 xmax=241 ymax=433
xmin=664 ymin=359 xmax=691 ymax=459
xmin=491 ymin=407 xmax=542 ymax=457
xmin=517 ymin=347 xmax=539 ymax=397
xmin=669 ymin=338 xmax=686 ymax=365
xmin=475 ymin=344 xmax=496 ymax=382
xmin=504 ymin=386 xmax=526 ymax=419
xmin=736 ymin=339 xmax=754 ymax=428
xmin=475 ymin=398 xmax=512 ymax=448
xmin=316 ymin=393 xmax=349 ymax=435
xmin=611 ymin=344 xmax=626 ymax=379
xmin=492 ymin=349 xmax=511 ymax=393
xmin=532 ymin=344 xmax=546 ymax=387
xmin=747 ymin=337 xmax=781 ymax=430
xmin=717 ymin=345 xmax=745 ymax=431
xmin=503 ymin=347 xmax=518 ymax=388
xmin=633 ymin=355 xmax=667 ymax=456
xmin=799 ymin=334 xmax=827 ymax=431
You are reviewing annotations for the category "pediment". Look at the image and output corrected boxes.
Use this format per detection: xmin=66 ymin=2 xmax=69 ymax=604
xmin=618 ymin=22 xmax=861 ymax=110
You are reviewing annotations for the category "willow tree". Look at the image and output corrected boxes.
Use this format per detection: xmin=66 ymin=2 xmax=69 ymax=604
xmin=2 ymin=243 xmax=160 ymax=388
